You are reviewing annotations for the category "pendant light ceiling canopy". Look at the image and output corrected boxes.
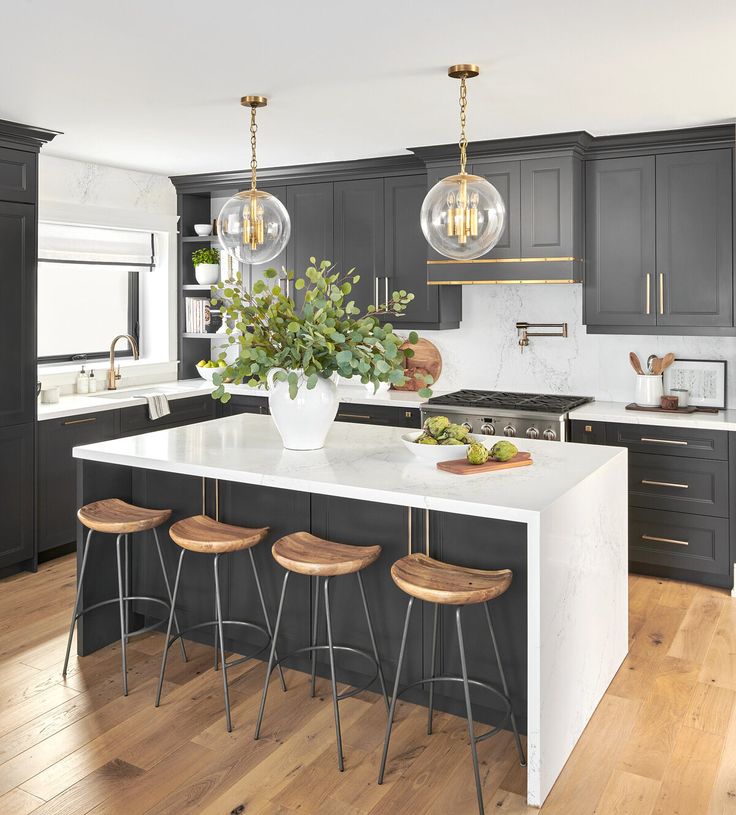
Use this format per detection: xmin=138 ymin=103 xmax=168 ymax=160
xmin=217 ymin=95 xmax=291 ymax=266
xmin=420 ymin=65 xmax=506 ymax=261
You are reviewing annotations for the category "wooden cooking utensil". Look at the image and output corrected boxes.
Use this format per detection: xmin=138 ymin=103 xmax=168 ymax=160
xmin=651 ymin=356 xmax=663 ymax=375
xmin=629 ymin=352 xmax=645 ymax=375
xmin=661 ymin=352 xmax=676 ymax=371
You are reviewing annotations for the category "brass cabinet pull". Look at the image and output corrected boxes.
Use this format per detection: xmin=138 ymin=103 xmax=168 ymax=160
xmin=659 ymin=272 xmax=664 ymax=315
xmin=584 ymin=425 xmax=593 ymax=433
xmin=640 ymin=437 xmax=688 ymax=446
xmin=641 ymin=534 xmax=689 ymax=546
xmin=641 ymin=479 xmax=689 ymax=489
xmin=374 ymin=276 xmax=380 ymax=309
xmin=337 ymin=412 xmax=372 ymax=420
xmin=385 ymin=276 xmax=390 ymax=305
xmin=646 ymin=273 xmax=651 ymax=315
xmin=62 ymin=417 xmax=97 ymax=426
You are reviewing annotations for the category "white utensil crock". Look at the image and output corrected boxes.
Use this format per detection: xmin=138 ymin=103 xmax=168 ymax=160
xmin=267 ymin=368 xmax=339 ymax=450
xmin=635 ymin=374 xmax=663 ymax=407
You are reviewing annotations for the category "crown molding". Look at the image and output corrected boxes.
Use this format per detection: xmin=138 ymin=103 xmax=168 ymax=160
xmin=0 ymin=118 xmax=61 ymax=152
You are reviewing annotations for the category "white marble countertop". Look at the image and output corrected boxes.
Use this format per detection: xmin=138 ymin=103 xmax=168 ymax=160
xmin=38 ymin=379 xmax=437 ymax=421
xmin=570 ymin=400 xmax=736 ymax=432
xmin=73 ymin=413 xmax=626 ymax=523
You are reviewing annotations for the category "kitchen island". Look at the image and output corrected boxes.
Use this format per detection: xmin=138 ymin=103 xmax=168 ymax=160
xmin=72 ymin=414 xmax=628 ymax=807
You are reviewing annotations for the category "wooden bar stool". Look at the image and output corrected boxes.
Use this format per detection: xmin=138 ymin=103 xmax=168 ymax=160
xmin=63 ymin=499 xmax=187 ymax=696
xmin=378 ymin=553 xmax=526 ymax=815
xmin=155 ymin=514 xmax=285 ymax=732
xmin=255 ymin=531 xmax=389 ymax=771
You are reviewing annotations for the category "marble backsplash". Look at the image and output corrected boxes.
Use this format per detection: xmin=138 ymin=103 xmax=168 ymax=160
xmin=419 ymin=285 xmax=736 ymax=407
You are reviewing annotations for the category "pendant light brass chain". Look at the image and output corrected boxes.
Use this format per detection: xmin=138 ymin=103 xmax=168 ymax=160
xmin=250 ymin=104 xmax=258 ymax=191
xmin=458 ymin=76 xmax=468 ymax=175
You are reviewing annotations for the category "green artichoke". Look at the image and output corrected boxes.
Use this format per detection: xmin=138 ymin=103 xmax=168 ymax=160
xmin=416 ymin=434 xmax=439 ymax=445
xmin=423 ymin=415 xmax=450 ymax=438
xmin=440 ymin=437 xmax=464 ymax=446
xmin=490 ymin=440 xmax=518 ymax=462
xmin=467 ymin=442 xmax=490 ymax=465
xmin=442 ymin=423 xmax=470 ymax=441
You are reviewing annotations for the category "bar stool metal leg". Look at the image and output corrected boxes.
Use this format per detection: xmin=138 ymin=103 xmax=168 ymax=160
xmin=484 ymin=603 xmax=526 ymax=766
xmin=213 ymin=553 xmax=232 ymax=732
xmin=427 ymin=602 xmax=440 ymax=735
xmin=152 ymin=528 xmax=187 ymax=663
xmin=114 ymin=534 xmax=129 ymax=696
xmin=155 ymin=548 xmax=185 ymax=707
xmin=377 ymin=595 xmax=415 ymax=785
xmin=62 ymin=528 xmax=93 ymax=678
xmin=254 ymin=570 xmax=290 ymax=740
xmin=323 ymin=576 xmax=344 ymax=771
xmin=248 ymin=548 xmax=286 ymax=692
xmin=356 ymin=571 xmax=389 ymax=712
xmin=124 ymin=534 xmax=130 ymax=639
xmin=456 ymin=606 xmax=484 ymax=815
xmin=310 ymin=576 xmax=320 ymax=698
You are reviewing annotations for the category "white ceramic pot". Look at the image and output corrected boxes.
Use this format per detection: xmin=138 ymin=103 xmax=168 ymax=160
xmin=635 ymin=374 xmax=663 ymax=407
xmin=266 ymin=368 xmax=339 ymax=450
xmin=195 ymin=263 xmax=220 ymax=285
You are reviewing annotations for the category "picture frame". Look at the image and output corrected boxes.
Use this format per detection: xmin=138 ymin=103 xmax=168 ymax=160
xmin=663 ymin=358 xmax=727 ymax=410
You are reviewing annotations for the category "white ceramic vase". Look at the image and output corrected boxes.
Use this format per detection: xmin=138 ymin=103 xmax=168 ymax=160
xmin=195 ymin=263 xmax=220 ymax=285
xmin=266 ymin=369 xmax=339 ymax=450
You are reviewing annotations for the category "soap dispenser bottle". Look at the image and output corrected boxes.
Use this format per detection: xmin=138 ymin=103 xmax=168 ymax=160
xmin=76 ymin=365 xmax=89 ymax=394
xmin=88 ymin=369 xmax=97 ymax=393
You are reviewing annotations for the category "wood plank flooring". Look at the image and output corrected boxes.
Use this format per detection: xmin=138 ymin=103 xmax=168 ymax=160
xmin=2 ymin=555 xmax=736 ymax=814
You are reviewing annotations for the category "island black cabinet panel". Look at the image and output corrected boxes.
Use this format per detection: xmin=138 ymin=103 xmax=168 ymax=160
xmin=286 ymin=183 xmax=334 ymax=273
xmin=333 ymin=178 xmax=384 ymax=313
xmin=38 ymin=412 xmax=118 ymax=553
xmin=384 ymin=175 xmax=461 ymax=329
xmin=0 ymin=146 xmax=37 ymax=204
xmin=0 ymin=201 xmax=36 ymax=428
xmin=0 ymin=423 xmax=34 ymax=569
xmin=584 ymin=156 xmax=656 ymax=328
xmin=656 ymin=149 xmax=733 ymax=328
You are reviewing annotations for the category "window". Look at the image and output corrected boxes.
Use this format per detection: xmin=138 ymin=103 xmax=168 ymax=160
xmin=37 ymin=223 xmax=156 ymax=363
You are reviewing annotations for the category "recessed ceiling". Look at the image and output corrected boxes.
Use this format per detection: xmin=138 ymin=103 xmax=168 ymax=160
xmin=3 ymin=0 xmax=734 ymax=176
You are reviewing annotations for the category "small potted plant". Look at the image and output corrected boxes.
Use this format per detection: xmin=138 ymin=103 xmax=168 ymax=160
xmin=192 ymin=247 xmax=220 ymax=285
xmin=211 ymin=258 xmax=432 ymax=450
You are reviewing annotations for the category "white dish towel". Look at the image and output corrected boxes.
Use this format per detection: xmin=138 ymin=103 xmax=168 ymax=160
xmin=146 ymin=393 xmax=171 ymax=420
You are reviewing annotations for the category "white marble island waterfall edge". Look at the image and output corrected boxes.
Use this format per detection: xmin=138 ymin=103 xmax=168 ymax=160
xmin=73 ymin=414 xmax=628 ymax=807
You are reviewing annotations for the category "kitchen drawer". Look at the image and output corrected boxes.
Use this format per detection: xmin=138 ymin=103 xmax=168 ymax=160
xmin=119 ymin=395 xmax=216 ymax=435
xmin=219 ymin=394 xmax=269 ymax=416
xmin=629 ymin=508 xmax=730 ymax=577
xmin=335 ymin=403 xmax=421 ymax=428
xmin=629 ymin=453 xmax=728 ymax=518
xmin=570 ymin=420 xmax=607 ymax=445
xmin=607 ymin=422 xmax=727 ymax=460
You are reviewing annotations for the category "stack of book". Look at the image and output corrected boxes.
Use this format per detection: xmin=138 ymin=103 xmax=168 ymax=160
xmin=185 ymin=297 xmax=211 ymax=333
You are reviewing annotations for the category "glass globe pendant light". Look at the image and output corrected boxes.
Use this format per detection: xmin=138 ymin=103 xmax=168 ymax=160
xmin=420 ymin=65 xmax=505 ymax=261
xmin=217 ymin=96 xmax=291 ymax=265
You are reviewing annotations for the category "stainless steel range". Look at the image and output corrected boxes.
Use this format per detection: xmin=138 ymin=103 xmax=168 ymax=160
xmin=420 ymin=390 xmax=594 ymax=442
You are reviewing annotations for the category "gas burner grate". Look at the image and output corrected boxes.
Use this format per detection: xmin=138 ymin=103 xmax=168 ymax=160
xmin=426 ymin=390 xmax=593 ymax=413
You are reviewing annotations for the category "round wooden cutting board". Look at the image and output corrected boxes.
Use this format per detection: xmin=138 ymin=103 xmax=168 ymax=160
xmin=392 ymin=338 xmax=443 ymax=391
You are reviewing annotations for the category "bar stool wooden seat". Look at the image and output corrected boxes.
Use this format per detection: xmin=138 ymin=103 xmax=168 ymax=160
xmin=156 ymin=515 xmax=285 ymax=732
xmin=255 ymin=532 xmax=388 ymax=771
xmin=378 ymin=553 xmax=526 ymax=815
xmin=63 ymin=499 xmax=186 ymax=697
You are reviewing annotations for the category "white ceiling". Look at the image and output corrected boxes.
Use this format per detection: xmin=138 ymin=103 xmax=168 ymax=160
xmin=3 ymin=0 xmax=735 ymax=177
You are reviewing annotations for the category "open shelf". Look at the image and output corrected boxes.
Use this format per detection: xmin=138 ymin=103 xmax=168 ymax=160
xmin=182 ymin=284 xmax=213 ymax=291
xmin=182 ymin=332 xmax=218 ymax=339
xmin=181 ymin=235 xmax=216 ymax=243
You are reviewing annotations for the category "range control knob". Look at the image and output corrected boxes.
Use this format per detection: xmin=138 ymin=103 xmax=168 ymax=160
xmin=542 ymin=428 xmax=557 ymax=441
xmin=503 ymin=424 xmax=517 ymax=437
xmin=461 ymin=422 xmax=472 ymax=432
xmin=526 ymin=426 xmax=539 ymax=439
xmin=480 ymin=423 xmax=495 ymax=436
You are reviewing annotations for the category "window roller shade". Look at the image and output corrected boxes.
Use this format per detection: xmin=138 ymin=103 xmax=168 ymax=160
xmin=39 ymin=223 xmax=155 ymax=267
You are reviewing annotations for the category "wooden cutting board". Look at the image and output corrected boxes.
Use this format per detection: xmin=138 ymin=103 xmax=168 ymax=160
xmin=437 ymin=451 xmax=533 ymax=475
xmin=392 ymin=338 xmax=442 ymax=391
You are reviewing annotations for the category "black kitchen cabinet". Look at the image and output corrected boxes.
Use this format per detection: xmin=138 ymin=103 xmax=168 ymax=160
xmin=333 ymin=178 xmax=384 ymax=313
xmin=0 ymin=423 xmax=34 ymax=569
xmin=585 ymin=147 xmax=734 ymax=333
xmin=0 ymin=200 xmax=36 ymax=428
xmin=384 ymin=175 xmax=461 ymax=329
xmin=38 ymin=411 xmax=118 ymax=552
xmin=118 ymin=394 xmax=216 ymax=436
xmin=220 ymin=394 xmax=269 ymax=416
xmin=286 ymin=182 xmax=334 ymax=275
xmin=0 ymin=145 xmax=37 ymax=204
xmin=656 ymin=149 xmax=733 ymax=328
xmin=471 ymin=159 xmax=521 ymax=260
xmin=584 ymin=156 xmax=656 ymax=328
xmin=570 ymin=418 xmax=734 ymax=588
xmin=335 ymin=403 xmax=420 ymax=428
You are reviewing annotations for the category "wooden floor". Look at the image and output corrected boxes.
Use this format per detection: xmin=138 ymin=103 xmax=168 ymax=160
xmin=2 ymin=557 xmax=736 ymax=815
